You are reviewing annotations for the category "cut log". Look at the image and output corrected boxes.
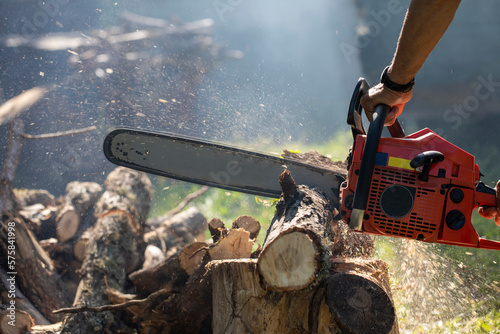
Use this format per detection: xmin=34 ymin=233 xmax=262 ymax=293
xmin=0 ymin=267 xmax=50 ymax=326
xmin=138 ymin=252 xmax=213 ymax=334
xmin=135 ymin=227 xmax=254 ymax=333
xmin=60 ymin=167 xmax=153 ymax=334
xmin=212 ymin=259 xmax=338 ymax=334
xmin=130 ymin=241 xmax=208 ymax=297
xmin=143 ymin=206 xmax=207 ymax=251
xmin=55 ymin=208 xmax=80 ymax=243
xmin=211 ymin=258 xmax=398 ymax=334
xmin=94 ymin=167 xmax=152 ymax=226
xmin=208 ymin=217 xmax=226 ymax=243
xmin=231 ymin=215 xmax=260 ymax=240
xmin=0 ymin=217 xmax=71 ymax=323
xmin=72 ymin=229 xmax=92 ymax=262
xmin=208 ymin=229 xmax=253 ymax=261
xmin=56 ymin=181 xmax=102 ymax=242
xmin=327 ymin=258 xmax=398 ymax=334
xmin=13 ymin=188 xmax=55 ymax=208
xmin=257 ymin=169 xmax=334 ymax=291
xmin=18 ymin=203 xmax=58 ymax=239
xmin=282 ymin=149 xmax=374 ymax=258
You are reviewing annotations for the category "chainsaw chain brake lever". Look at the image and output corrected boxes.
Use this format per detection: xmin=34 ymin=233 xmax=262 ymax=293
xmin=347 ymin=77 xmax=406 ymax=140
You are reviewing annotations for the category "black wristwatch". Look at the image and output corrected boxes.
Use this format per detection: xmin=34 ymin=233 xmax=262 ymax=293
xmin=380 ymin=66 xmax=415 ymax=93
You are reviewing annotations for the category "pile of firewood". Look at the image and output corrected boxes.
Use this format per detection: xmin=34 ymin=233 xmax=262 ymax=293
xmin=1 ymin=153 xmax=399 ymax=333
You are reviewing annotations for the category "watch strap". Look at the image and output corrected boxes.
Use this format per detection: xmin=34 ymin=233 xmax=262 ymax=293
xmin=380 ymin=66 xmax=415 ymax=93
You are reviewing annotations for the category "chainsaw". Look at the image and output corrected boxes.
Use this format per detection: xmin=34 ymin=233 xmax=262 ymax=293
xmin=103 ymin=78 xmax=500 ymax=250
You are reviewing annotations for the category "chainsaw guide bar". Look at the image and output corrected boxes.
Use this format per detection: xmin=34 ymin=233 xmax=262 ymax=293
xmin=104 ymin=128 xmax=344 ymax=202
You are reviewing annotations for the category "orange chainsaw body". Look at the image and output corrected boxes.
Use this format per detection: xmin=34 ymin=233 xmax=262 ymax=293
xmin=340 ymin=127 xmax=500 ymax=250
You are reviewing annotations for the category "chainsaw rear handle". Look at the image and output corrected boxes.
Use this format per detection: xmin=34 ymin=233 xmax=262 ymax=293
xmin=350 ymin=103 xmax=391 ymax=231
xmin=474 ymin=183 xmax=500 ymax=249
xmin=347 ymin=78 xmax=406 ymax=140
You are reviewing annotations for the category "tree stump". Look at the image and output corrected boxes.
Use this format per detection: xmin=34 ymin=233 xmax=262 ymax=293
xmin=211 ymin=258 xmax=398 ymax=334
xmin=60 ymin=167 xmax=152 ymax=333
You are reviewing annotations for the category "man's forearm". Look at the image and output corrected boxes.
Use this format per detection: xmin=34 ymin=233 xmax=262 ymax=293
xmin=388 ymin=0 xmax=461 ymax=84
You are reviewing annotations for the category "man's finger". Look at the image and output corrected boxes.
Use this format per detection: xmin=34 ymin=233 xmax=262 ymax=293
xmin=478 ymin=206 xmax=496 ymax=219
xmin=384 ymin=105 xmax=403 ymax=126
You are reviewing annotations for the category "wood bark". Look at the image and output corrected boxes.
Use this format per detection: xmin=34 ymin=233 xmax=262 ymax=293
xmin=208 ymin=217 xmax=226 ymax=243
xmin=0 ymin=119 xmax=24 ymax=214
xmin=257 ymin=169 xmax=334 ymax=291
xmin=13 ymin=188 xmax=55 ymax=208
xmin=327 ymin=258 xmax=398 ymax=334
xmin=0 ymin=216 xmax=71 ymax=323
xmin=129 ymin=242 xmax=207 ymax=297
xmin=135 ymin=228 xmax=254 ymax=334
xmin=0 ymin=267 xmax=50 ymax=326
xmin=60 ymin=167 xmax=152 ymax=333
xmin=18 ymin=203 xmax=58 ymax=239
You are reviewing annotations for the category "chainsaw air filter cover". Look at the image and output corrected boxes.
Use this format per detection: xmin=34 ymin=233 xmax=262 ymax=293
xmin=379 ymin=184 xmax=415 ymax=219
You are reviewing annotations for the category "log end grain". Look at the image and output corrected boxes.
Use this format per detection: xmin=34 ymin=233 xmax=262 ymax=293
xmin=179 ymin=242 xmax=208 ymax=275
xmin=208 ymin=217 xmax=226 ymax=243
xmin=258 ymin=231 xmax=319 ymax=291
xmin=56 ymin=207 xmax=80 ymax=243
xmin=209 ymin=229 xmax=253 ymax=261
xmin=326 ymin=273 xmax=396 ymax=334
xmin=231 ymin=215 xmax=260 ymax=240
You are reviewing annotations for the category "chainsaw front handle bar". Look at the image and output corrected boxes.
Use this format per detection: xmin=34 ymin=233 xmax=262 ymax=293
xmin=347 ymin=78 xmax=405 ymax=141
xmin=350 ymin=103 xmax=391 ymax=231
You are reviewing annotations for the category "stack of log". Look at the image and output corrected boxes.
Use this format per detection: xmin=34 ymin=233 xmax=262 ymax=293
xmin=0 ymin=158 xmax=399 ymax=333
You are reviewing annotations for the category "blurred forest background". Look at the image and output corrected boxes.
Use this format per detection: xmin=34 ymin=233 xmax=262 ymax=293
xmin=1 ymin=0 xmax=499 ymax=332
xmin=1 ymin=0 xmax=500 ymax=190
